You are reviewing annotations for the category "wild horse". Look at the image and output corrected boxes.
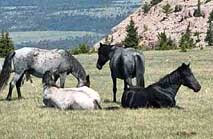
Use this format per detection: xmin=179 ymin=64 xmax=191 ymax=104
xmin=0 ymin=47 xmax=90 ymax=100
xmin=121 ymin=63 xmax=201 ymax=108
xmin=42 ymin=71 xmax=101 ymax=110
xmin=96 ymin=43 xmax=145 ymax=102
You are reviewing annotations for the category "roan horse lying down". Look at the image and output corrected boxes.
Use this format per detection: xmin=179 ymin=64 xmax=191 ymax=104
xmin=42 ymin=71 xmax=101 ymax=110
xmin=122 ymin=63 xmax=201 ymax=108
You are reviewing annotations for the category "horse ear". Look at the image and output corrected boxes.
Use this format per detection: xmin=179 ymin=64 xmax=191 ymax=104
xmin=187 ymin=62 xmax=191 ymax=67
xmin=86 ymin=75 xmax=90 ymax=87
xmin=182 ymin=63 xmax=186 ymax=67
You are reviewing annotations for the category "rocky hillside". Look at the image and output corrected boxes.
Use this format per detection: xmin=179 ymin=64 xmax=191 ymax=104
xmin=95 ymin=0 xmax=213 ymax=49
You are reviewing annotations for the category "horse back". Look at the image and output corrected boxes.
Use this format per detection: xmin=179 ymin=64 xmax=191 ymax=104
xmin=110 ymin=48 xmax=144 ymax=79
xmin=14 ymin=47 xmax=69 ymax=76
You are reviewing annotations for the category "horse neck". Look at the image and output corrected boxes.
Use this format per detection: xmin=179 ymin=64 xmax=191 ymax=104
xmin=108 ymin=46 xmax=118 ymax=60
xmin=156 ymin=70 xmax=182 ymax=97
xmin=68 ymin=57 xmax=87 ymax=83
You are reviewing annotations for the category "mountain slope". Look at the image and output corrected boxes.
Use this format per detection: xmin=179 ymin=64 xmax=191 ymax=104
xmin=95 ymin=0 xmax=213 ymax=48
xmin=0 ymin=0 xmax=141 ymax=48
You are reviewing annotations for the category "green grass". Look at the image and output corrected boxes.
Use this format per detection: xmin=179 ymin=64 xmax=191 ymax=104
xmin=0 ymin=48 xmax=213 ymax=139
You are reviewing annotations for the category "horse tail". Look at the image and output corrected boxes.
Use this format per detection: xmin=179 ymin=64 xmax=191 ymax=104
xmin=135 ymin=54 xmax=145 ymax=87
xmin=0 ymin=51 xmax=15 ymax=93
xmin=93 ymin=100 xmax=102 ymax=110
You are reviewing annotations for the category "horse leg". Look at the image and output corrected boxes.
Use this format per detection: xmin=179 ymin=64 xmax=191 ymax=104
xmin=112 ymin=77 xmax=117 ymax=102
xmin=124 ymin=80 xmax=128 ymax=90
xmin=137 ymin=76 xmax=145 ymax=88
xmin=16 ymin=73 xmax=25 ymax=99
xmin=6 ymin=82 xmax=14 ymax=101
xmin=54 ymin=74 xmax=60 ymax=83
xmin=6 ymin=73 xmax=23 ymax=100
xmin=125 ymin=78 xmax=133 ymax=87
xmin=59 ymin=73 xmax=67 ymax=88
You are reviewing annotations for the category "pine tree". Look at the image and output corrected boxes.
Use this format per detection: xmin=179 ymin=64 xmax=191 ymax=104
xmin=150 ymin=0 xmax=162 ymax=6
xmin=208 ymin=10 xmax=213 ymax=23
xmin=162 ymin=3 xmax=173 ymax=16
xmin=205 ymin=10 xmax=213 ymax=46
xmin=194 ymin=0 xmax=202 ymax=17
xmin=123 ymin=18 xmax=139 ymax=49
xmin=179 ymin=23 xmax=194 ymax=52
xmin=0 ymin=31 xmax=14 ymax=57
xmin=205 ymin=22 xmax=213 ymax=46
xmin=142 ymin=2 xmax=150 ymax=13
xmin=156 ymin=31 xmax=176 ymax=50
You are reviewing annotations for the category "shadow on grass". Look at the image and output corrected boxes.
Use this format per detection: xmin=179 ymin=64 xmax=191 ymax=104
xmin=176 ymin=131 xmax=197 ymax=137
xmin=103 ymin=99 xmax=121 ymax=105
xmin=0 ymin=97 xmax=28 ymax=101
xmin=104 ymin=106 xmax=121 ymax=110
xmin=174 ymin=105 xmax=184 ymax=110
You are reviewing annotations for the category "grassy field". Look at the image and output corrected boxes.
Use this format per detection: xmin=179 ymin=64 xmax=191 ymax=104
xmin=0 ymin=48 xmax=213 ymax=139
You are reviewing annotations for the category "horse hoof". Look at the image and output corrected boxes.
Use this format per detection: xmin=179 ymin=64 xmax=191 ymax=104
xmin=18 ymin=96 xmax=24 ymax=100
xmin=6 ymin=98 xmax=11 ymax=101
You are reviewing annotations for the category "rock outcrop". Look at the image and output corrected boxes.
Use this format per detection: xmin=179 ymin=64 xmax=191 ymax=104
xmin=94 ymin=0 xmax=213 ymax=49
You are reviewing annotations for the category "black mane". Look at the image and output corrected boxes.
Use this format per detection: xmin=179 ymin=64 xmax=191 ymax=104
xmin=155 ymin=68 xmax=181 ymax=87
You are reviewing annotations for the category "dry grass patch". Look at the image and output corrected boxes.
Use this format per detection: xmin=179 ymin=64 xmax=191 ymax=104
xmin=0 ymin=48 xmax=213 ymax=138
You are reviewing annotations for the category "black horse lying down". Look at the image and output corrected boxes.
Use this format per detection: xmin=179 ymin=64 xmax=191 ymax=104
xmin=121 ymin=63 xmax=201 ymax=108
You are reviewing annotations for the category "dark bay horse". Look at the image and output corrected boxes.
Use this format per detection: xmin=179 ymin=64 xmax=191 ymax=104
xmin=121 ymin=63 xmax=201 ymax=108
xmin=96 ymin=43 xmax=145 ymax=102
xmin=0 ymin=47 xmax=90 ymax=100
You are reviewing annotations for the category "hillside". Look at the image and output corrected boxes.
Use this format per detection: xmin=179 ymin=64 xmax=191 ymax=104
xmin=0 ymin=0 xmax=141 ymax=48
xmin=95 ymin=0 xmax=213 ymax=49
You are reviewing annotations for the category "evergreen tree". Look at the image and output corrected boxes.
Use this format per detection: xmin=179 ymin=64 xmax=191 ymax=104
xmin=162 ymin=3 xmax=173 ymax=16
xmin=0 ymin=31 xmax=14 ymax=57
xmin=179 ymin=23 xmax=194 ymax=52
xmin=205 ymin=0 xmax=211 ymax=4
xmin=142 ymin=2 xmax=150 ymax=13
xmin=123 ymin=18 xmax=139 ymax=49
xmin=150 ymin=0 xmax=162 ymax=6
xmin=193 ymin=0 xmax=202 ymax=17
xmin=156 ymin=31 xmax=176 ymax=50
xmin=205 ymin=10 xmax=213 ymax=46
xmin=205 ymin=22 xmax=213 ymax=46
xmin=208 ymin=10 xmax=213 ymax=23
xmin=174 ymin=5 xmax=182 ymax=13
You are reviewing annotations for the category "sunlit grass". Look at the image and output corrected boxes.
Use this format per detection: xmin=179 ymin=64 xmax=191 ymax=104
xmin=0 ymin=48 xmax=213 ymax=138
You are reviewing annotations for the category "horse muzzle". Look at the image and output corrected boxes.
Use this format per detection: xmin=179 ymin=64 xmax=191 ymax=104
xmin=96 ymin=64 xmax=102 ymax=70
xmin=193 ymin=84 xmax=201 ymax=92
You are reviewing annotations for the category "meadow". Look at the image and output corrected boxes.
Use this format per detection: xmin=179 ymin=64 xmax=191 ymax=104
xmin=0 ymin=48 xmax=213 ymax=139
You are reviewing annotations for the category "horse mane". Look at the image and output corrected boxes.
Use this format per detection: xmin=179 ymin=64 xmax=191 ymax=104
xmin=65 ymin=50 xmax=87 ymax=80
xmin=155 ymin=67 xmax=181 ymax=87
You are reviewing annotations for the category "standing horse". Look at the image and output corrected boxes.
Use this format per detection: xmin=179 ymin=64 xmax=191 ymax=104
xmin=121 ymin=63 xmax=201 ymax=108
xmin=0 ymin=47 xmax=90 ymax=100
xmin=96 ymin=43 xmax=145 ymax=102
xmin=42 ymin=71 xmax=101 ymax=110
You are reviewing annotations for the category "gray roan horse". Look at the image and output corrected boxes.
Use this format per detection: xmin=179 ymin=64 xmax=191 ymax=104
xmin=0 ymin=47 xmax=90 ymax=100
xmin=96 ymin=43 xmax=145 ymax=102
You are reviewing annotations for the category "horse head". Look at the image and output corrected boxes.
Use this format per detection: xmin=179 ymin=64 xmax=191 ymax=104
xmin=179 ymin=63 xmax=201 ymax=92
xmin=96 ymin=43 xmax=112 ymax=70
xmin=77 ymin=75 xmax=90 ymax=87
xmin=42 ymin=71 xmax=56 ymax=87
